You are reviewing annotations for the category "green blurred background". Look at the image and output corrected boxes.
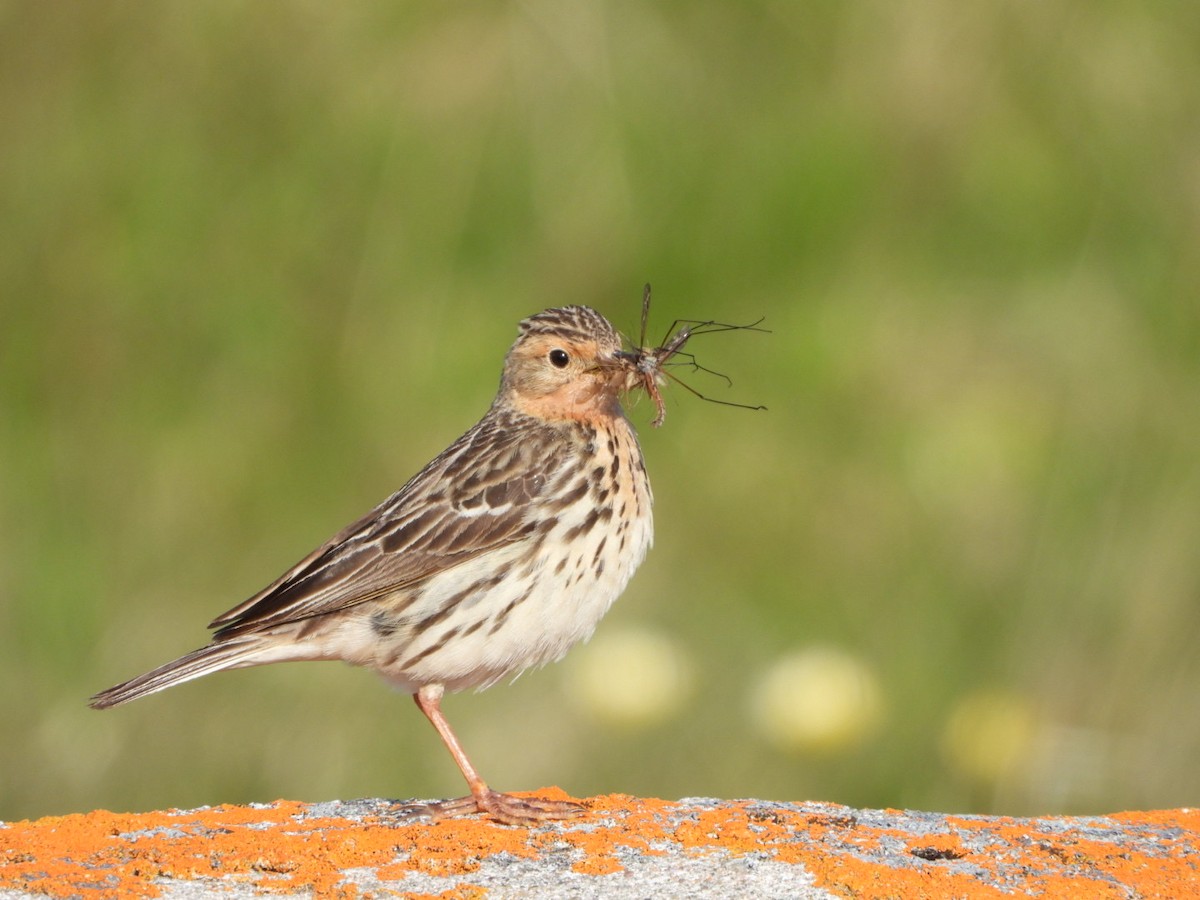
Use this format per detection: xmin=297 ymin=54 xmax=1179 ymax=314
xmin=3 ymin=3 xmax=1199 ymax=822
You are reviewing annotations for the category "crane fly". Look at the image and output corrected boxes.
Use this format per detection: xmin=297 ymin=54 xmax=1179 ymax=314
xmin=617 ymin=283 xmax=768 ymax=427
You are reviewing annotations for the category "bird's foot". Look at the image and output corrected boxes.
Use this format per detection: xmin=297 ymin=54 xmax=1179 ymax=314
xmin=417 ymin=788 xmax=585 ymax=826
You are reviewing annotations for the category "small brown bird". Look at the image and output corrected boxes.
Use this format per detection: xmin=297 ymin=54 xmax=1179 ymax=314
xmin=91 ymin=305 xmax=654 ymax=826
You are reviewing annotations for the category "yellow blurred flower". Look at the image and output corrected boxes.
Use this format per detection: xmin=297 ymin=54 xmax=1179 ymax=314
xmin=941 ymin=688 xmax=1037 ymax=782
xmin=565 ymin=627 xmax=693 ymax=728
xmin=751 ymin=646 xmax=883 ymax=754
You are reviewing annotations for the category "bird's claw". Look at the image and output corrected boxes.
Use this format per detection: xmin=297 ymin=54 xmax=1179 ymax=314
xmin=408 ymin=789 xmax=585 ymax=826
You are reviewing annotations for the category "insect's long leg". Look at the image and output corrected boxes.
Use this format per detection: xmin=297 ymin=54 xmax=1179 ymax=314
xmin=669 ymin=318 xmax=769 ymax=336
xmin=657 ymin=326 xmax=694 ymax=362
xmin=639 ymin=283 xmax=652 ymax=349
xmin=662 ymin=351 xmax=734 ymax=388
xmin=660 ymin=369 xmax=767 ymax=412
xmin=657 ymin=319 xmax=710 ymax=349
xmin=652 ymin=318 xmax=768 ymax=360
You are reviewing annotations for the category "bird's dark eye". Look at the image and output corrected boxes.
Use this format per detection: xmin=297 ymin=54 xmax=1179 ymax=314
xmin=549 ymin=349 xmax=570 ymax=368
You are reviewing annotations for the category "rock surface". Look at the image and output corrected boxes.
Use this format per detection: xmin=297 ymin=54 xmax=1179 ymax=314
xmin=1 ymin=792 xmax=1197 ymax=898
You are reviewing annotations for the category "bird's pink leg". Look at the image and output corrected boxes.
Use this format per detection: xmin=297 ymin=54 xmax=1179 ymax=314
xmin=413 ymin=684 xmax=584 ymax=826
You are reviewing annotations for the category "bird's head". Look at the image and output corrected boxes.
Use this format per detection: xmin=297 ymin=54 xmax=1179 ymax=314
xmin=498 ymin=305 xmax=634 ymax=423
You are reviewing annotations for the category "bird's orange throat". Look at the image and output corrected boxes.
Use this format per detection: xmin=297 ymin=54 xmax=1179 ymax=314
xmin=511 ymin=376 xmax=624 ymax=423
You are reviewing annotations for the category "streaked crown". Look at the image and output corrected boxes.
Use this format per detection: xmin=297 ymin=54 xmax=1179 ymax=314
xmin=516 ymin=306 xmax=621 ymax=352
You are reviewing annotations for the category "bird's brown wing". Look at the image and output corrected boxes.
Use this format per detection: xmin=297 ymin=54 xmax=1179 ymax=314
xmin=209 ymin=414 xmax=567 ymax=639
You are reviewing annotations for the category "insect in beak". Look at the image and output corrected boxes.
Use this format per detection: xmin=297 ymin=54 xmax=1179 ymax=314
xmin=618 ymin=284 xmax=768 ymax=428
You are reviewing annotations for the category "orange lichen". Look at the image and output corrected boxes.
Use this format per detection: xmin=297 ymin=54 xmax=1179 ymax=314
xmin=1 ymin=795 xmax=1197 ymax=899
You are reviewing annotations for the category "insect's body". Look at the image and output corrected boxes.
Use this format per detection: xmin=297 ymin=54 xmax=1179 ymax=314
xmin=618 ymin=286 xmax=766 ymax=428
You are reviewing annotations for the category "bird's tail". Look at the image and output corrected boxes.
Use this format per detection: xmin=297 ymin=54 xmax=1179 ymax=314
xmin=89 ymin=637 xmax=271 ymax=709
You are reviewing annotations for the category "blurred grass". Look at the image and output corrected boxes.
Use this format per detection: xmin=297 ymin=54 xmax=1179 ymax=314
xmin=3 ymin=2 xmax=1200 ymax=820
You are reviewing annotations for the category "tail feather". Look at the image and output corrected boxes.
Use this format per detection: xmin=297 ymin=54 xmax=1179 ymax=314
xmin=89 ymin=637 xmax=268 ymax=709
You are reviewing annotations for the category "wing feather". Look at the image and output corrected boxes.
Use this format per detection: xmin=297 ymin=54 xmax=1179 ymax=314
xmin=209 ymin=413 xmax=567 ymax=638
